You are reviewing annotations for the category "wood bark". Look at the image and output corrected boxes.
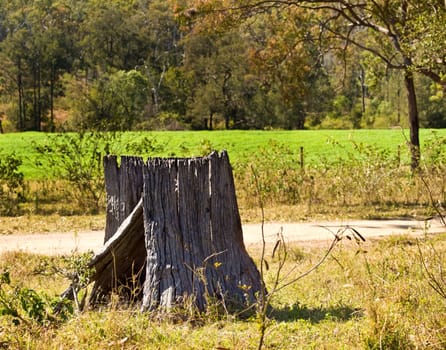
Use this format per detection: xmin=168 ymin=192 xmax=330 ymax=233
xmin=88 ymin=198 xmax=146 ymax=303
xmin=404 ymin=69 xmax=420 ymax=169
xmin=104 ymin=156 xmax=144 ymax=242
xmin=142 ymin=151 xmax=262 ymax=311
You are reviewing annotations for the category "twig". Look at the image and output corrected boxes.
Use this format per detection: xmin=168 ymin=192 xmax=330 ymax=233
xmin=251 ymin=165 xmax=268 ymax=350
xmin=273 ymin=233 xmax=341 ymax=294
xmin=418 ymin=175 xmax=446 ymax=226
xmin=417 ymin=239 xmax=446 ymax=299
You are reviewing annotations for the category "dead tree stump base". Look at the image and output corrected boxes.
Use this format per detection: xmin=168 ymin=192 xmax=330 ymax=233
xmin=85 ymin=151 xmax=262 ymax=312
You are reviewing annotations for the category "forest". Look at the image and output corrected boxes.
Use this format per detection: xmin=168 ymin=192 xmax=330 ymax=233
xmin=0 ymin=0 xmax=445 ymax=135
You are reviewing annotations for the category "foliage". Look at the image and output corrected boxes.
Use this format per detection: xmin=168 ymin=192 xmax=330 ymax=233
xmin=0 ymin=251 xmax=96 ymax=349
xmin=30 ymin=131 xmax=171 ymax=214
xmin=0 ymin=152 xmax=25 ymax=215
xmin=0 ymin=0 xmax=79 ymax=131
xmin=0 ymin=0 xmax=443 ymax=133
xmin=0 ymin=270 xmax=48 ymax=325
xmin=64 ymin=70 xmax=149 ymax=131
xmin=36 ymin=252 xmax=95 ymax=314
xmin=32 ymin=132 xmax=121 ymax=213
xmin=245 ymin=7 xmax=334 ymax=129
xmin=417 ymin=76 xmax=446 ymax=128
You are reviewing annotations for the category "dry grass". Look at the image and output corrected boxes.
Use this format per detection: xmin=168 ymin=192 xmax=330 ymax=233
xmin=1 ymin=232 xmax=445 ymax=349
xmin=0 ymin=214 xmax=104 ymax=235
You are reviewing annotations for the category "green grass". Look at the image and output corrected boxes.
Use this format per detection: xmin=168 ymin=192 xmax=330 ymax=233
xmin=1 ymin=233 xmax=445 ymax=349
xmin=1 ymin=129 xmax=446 ymax=180
xmin=1 ymin=128 xmax=445 ymax=220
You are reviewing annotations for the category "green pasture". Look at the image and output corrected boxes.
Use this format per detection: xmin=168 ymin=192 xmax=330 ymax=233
xmin=0 ymin=129 xmax=445 ymax=180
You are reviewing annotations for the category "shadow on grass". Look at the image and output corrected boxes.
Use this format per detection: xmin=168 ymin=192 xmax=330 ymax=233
xmin=269 ymin=303 xmax=363 ymax=324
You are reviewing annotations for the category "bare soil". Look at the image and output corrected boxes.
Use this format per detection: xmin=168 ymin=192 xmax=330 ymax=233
xmin=1 ymin=217 xmax=444 ymax=256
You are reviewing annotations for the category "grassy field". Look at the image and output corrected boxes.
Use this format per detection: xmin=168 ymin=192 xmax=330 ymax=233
xmin=1 ymin=129 xmax=446 ymax=348
xmin=0 ymin=128 xmax=446 ymax=222
xmin=1 ymin=233 xmax=445 ymax=349
xmin=1 ymin=129 xmax=445 ymax=179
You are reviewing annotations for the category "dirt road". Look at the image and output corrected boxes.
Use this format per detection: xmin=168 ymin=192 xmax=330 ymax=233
xmin=1 ymin=217 xmax=444 ymax=256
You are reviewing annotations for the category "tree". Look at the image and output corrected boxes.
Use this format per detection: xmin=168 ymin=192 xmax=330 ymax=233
xmin=182 ymin=0 xmax=446 ymax=167
xmin=0 ymin=2 xmax=38 ymax=130
xmin=181 ymin=29 xmax=252 ymax=129
xmin=80 ymin=1 xmax=140 ymax=73
xmin=38 ymin=0 xmax=81 ymax=131
xmin=244 ymin=8 xmax=334 ymax=128
xmin=417 ymin=75 xmax=446 ymax=128
xmin=66 ymin=70 xmax=149 ymax=131
xmin=143 ymin=0 xmax=184 ymax=117
xmin=0 ymin=0 xmax=80 ymax=131
xmin=177 ymin=4 xmax=335 ymax=129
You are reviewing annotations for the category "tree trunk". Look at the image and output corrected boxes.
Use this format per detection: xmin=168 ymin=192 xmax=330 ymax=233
xmin=142 ymin=151 xmax=262 ymax=311
xmin=17 ymin=59 xmax=25 ymax=131
xmin=32 ymin=63 xmax=41 ymax=131
xmin=49 ymin=65 xmax=55 ymax=132
xmin=37 ymin=63 xmax=41 ymax=131
xmin=404 ymin=68 xmax=420 ymax=169
xmin=103 ymin=156 xmax=144 ymax=243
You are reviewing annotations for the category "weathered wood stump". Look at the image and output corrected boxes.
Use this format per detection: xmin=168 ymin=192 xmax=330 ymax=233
xmin=87 ymin=151 xmax=262 ymax=312
xmin=142 ymin=151 xmax=262 ymax=311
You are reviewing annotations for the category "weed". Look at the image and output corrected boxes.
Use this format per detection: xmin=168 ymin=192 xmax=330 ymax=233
xmin=35 ymin=252 xmax=95 ymax=314
xmin=0 ymin=269 xmax=65 ymax=327
xmin=199 ymin=138 xmax=214 ymax=156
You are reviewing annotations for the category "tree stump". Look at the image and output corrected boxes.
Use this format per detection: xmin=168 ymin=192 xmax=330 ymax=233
xmin=85 ymin=151 xmax=262 ymax=312
xmin=142 ymin=151 xmax=262 ymax=311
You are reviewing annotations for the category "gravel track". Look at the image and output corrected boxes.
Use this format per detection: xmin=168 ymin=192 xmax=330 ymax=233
xmin=1 ymin=217 xmax=444 ymax=256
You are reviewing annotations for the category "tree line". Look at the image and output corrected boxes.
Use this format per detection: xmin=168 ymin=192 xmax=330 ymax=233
xmin=0 ymin=0 xmax=444 ymax=138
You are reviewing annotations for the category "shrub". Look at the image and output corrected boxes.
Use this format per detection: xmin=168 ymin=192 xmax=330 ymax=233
xmin=0 ymin=270 xmax=52 ymax=326
xmin=0 ymin=152 xmax=25 ymax=215
xmin=33 ymin=132 xmax=120 ymax=214
xmin=32 ymin=132 xmax=167 ymax=214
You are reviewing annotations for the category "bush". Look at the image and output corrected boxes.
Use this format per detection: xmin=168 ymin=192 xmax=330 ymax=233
xmin=0 ymin=152 xmax=25 ymax=215
xmin=32 ymin=132 xmax=167 ymax=214
xmin=33 ymin=132 xmax=120 ymax=214
xmin=0 ymin=270 xmax=53 ymax=326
